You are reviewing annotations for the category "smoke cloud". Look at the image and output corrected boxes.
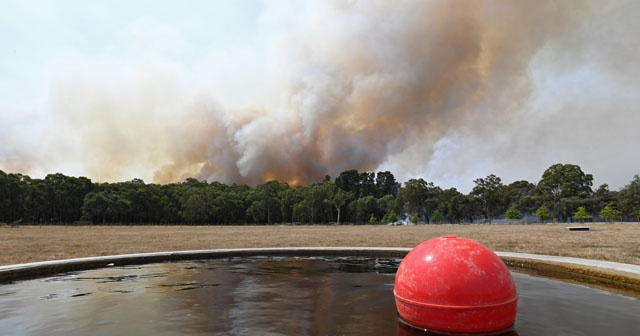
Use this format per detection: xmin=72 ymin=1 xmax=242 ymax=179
xmin=2 ymin=0 xmax=639 ymax=191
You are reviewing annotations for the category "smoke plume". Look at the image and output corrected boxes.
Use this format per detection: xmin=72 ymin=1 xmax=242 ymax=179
xmin=3 ymin=0 xmax=639 ymax=190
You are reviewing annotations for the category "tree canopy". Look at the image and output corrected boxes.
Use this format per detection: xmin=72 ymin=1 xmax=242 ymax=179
xmin=1 ymin=163 xmax=639 ymax=225
xmin=535 ymin=163 xmax=594 ymax=222
xmin=471 ymin=174 xmax=504 ymax=223
xmin=599 ymin=204 xmax=621 ymax=223
xmin=573 ymin=206 xmax=592 ymax=223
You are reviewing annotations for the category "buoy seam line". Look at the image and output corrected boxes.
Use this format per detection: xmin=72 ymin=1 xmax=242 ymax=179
xmin=0 ymin=247 xmax=638 ymax=281
xmin=394 ymin=291 xmax=519 ymax=311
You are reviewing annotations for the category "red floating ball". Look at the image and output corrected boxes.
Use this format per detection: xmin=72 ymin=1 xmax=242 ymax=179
xmin=394 ymin=236 xmax=518 ymax=334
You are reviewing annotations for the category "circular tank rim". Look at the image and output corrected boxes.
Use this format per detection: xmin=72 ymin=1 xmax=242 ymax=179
xmin=0 ymin=247 xmax=639 ymax=294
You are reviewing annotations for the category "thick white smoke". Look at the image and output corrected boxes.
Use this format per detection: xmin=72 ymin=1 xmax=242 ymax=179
xmin=2 ymin=0 xmax=639 ymax=191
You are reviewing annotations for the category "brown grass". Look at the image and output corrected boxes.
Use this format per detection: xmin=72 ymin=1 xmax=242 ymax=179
xmin=1 ymin=223 xmax=639 ymax=266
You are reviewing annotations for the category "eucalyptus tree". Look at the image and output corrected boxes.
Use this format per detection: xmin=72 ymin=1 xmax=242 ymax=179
xmin=349 ymin=195 xmax=378 ymax=224
xmin=158 ymin=183 xmax=183 ymax=223
xmin=471 ymin=174 xmax=503 ymax=223
xmin=324 ymin=181 xmax=354 ymax=224
xmin=536 ymin=164 xmax=593 ymax=200
xmin=592 ymin=184 xmax=616 ymax=216
xmin=440 ymin=188 xmax=466 ymax=223
xmin=251 ymin=180 xmax=289 ymax=224
xmin=535 ymin=163 xmax=593 ymax=222
xmin=23 ymin=177 xmax=48 ymax=223
xmin=505 ymin=205 xmax=523 ymax=220
xmin=81 ymin=190 xmax=131 ymax=224
xmin=121 ymin=181 xmax=172 ymax=224
xmin=359 ymin=172 xmax=377 ymax=198
xmin=215 ymin=184 xmax=251 ymax=224
xmin=573 ymin=206 xmax=592 ymax=223
xmin=42 ymin=173 xmax=93 ymax=223
xmin=617 ymin=175 xmax=640 ymax=220
xmin=335 ymin=170 xmax=361 ymax=196
xmin=180 ymin=186 xmax=219 ymax=223
xmin=505 ymin=180 xmax=537 ymax=214
xmin=279 ymin=187 xmax=302 ymax=223
xmin=599 ymin=204 xmax=621 ymax=223
xmin=401 ymin=178 xmax=442 ymax=223
xmin=377 ymin=194 xmax=399 ymax=223
xmin=431 ymin=209 xmax=444 ymax=223
xmin=375 ymin=171 xmax=401 ymax=198
xmin=0 ymin=171 xmax=30 ymax=222
xmin=293 ymin=182 xmax=332 ymax=224
xmin=246 ymin=198 xmax=267 ymax=224
xmin=535 ymin=205 xmax=552 ymax=223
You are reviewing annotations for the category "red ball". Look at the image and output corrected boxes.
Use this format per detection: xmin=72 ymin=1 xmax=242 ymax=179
xmin=394 ymin=236 xmax=518 ymax=334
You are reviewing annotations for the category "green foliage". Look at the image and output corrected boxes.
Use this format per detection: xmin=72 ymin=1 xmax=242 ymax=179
xmin=471 ymin=174 xmax=504 ymax=223
xmin=82 ymin=191 xmax=131 ymax=224
xmin=535 ymin=205 xmax=552 ymax=222
xmin=536 ymin=163 xmax=593 ymax=222
xmin=536 ymin=163 xmax=594 ymax=200
xmin=350 ymin=196 xmax=378 ymax=224
xmin=0 ymin=171 xmax=29 ymax=222
xmin=375 ymin=171 xmax=401 ymax=198
xmin=431 ymin=209 xmax=444 ymax=223
xmin=3 ymin=165 xmax=640 ymax=226
xmin=324 ymin=181 xmax=354 ymax=224
xmin=360 ymin=172 xmax=376 ymax=199
xmin=335 ymin=170 xmax=361 ymax=196
xmin=505 ymin=205 xmax=523 ymax=220
xmin=505 ymin=180 xmax=537 ymax=215
xmin=294 ymin=182 xmax=333 ymax=224
xmin=381 ymin=210 xmax=398 ymax=223
xmin=592 ymin=184 xmax=615 ymax=212
xmin=246 ymin=200 xmax=266 ymax=223
xmin=251 ymin=180 xmax=289 ymax=224
xmin=440 ymin=188 xmax=468 ymax=223
xmin=335 ymin=170 xmax=400 ymax=200
xmin=617 ymin=175 xmax=640 ymax=218
xmin=599 ymin=204 xmax=621 ymax=222
xmin=377 ymin=195 xmax=398 ymax=219
xmin=401 ymin=178 xmax=442 ymax=221
xmin=573 ymin=206 xmax=592 ymax=223
xmin=368 ymin=213 xmax=377 ymax=224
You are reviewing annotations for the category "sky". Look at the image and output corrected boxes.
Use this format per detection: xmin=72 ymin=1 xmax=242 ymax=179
xmin=1 ymin=0 xmax=639 ymax=193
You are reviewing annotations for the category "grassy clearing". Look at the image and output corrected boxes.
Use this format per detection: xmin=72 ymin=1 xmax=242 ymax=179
xmin=1 ymin=223 xmax=639 ymax=266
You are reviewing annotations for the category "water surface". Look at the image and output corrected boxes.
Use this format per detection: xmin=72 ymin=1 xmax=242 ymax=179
xmin=0 ymin=256 xmax=638 ymax=335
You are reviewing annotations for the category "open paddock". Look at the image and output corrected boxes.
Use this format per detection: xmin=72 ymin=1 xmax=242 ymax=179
xmin=1 ymin=223 xmax=639 ymax=266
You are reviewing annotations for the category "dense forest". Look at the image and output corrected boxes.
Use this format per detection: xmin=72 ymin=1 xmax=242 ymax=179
xmin=1 ymin=163 xmax=639 ymax=225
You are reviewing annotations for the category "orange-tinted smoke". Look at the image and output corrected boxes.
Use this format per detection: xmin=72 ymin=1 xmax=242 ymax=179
xmin=12 ymin=0 xmax=617 ymax=186
xmin=154 ymin=1 xmax=601 ymax=185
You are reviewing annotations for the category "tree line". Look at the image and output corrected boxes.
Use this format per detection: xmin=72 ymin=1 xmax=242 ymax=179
xmin=1 ymin=163 xmax=639 ymax=225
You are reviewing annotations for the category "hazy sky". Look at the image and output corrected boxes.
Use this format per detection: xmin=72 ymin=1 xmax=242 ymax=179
xmin=1 ymin=0 xmax=639 ymax=192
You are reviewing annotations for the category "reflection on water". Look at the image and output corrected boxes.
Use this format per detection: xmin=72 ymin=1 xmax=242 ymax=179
xmin=0 ymin=256 xmax=639 ymax=335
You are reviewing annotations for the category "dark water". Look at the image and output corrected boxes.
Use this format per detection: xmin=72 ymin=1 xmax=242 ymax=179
xmin=0 ymin=256 xmax=639 ymax=336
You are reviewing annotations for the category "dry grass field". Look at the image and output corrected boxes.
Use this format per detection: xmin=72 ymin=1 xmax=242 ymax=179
xmin=1 ymin=223 xmax=639 ymax=266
